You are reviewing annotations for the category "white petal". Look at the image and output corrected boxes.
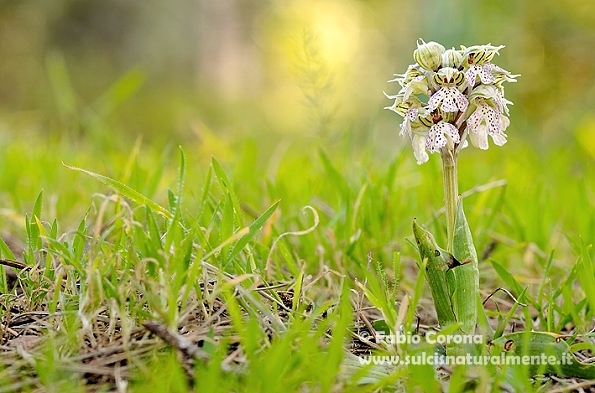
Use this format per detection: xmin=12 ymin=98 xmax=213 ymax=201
xmin=440 ymin=88 xmax=459 ymax=112
xmin=468 ymin=103 xmax=499 ymax=134
xmin=468 ymin=129 xmax=479 ymax=148
xmin=473 ymin=124 xmax=489 ymax=150
xmin=454 ymin=89 xmax=469 ymax=112
xmin=439 ymin=122 xmax=461 ymax=143
xmin=466 ymin=106 xmax=484 ymax=130
xmin=484 ymin=106 xmax=501 ymax=135
xmin=436 ymin=87 xmax=468 ymax=113
xmin=399 ymin=118 xmax=411 ymax=137
xmin=485 ymin=63 xmax=510 ymax=75
xmin=428 ymin=89 xmax=445 ymax=111
xmin=426 ymin=124 xmax=448 ymax=152
xmin=491 ymin=132 xmax=507 ymax=146
xmin=412 ymin=133 xmax=429 ymax=164
xmin=465 ymin=66 xmax=480 ymax=86
xmin=499 ymin=114 xmax=510 ymax=132
xmin=429 ymin=121 xmax=461 ymax=145
xmin=425 ymin=127 xmax=438 ymax=152
xmin=478 ymin=66 xmax=496 ymax=84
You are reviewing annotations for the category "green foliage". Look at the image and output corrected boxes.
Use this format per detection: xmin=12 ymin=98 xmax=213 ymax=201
xmin=0 ymin=119 xmax=593 ymax=393
xmin=0 ymin=130 xmax=592 ymax=392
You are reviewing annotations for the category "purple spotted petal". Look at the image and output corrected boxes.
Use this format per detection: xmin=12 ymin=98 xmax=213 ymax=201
xmin=426 ymin=122 xmax=460 ymax=152
xmin=485 ymin=63 xmax=510 ymax=75
xmin=438 ymin=122 xmax=461 ymax=143
xmin=466 ymin=64 xmax=497 ymax=85
xmin=440 ymin=88 xmax=460 ymax=112
xmin=399 ymin=108 xmax=419 ymax=137
xmin=467 ymin=103 xmax=509 ymax=148
xmin=428 ymin=89 xmax=445 ymax=111
xmin=425 ymin=126 xmax=442 ymax=153
xmin=468 ymin=104 xmax=500 ymax=135
xmin=465 ymin=66 xmax=480 ymax=86
xmin=429 ymin=87 xmax=468 ymax=113
xmin=478 ymin=66 xmax=495 ymax=84
xmin=441 ymin=87 xmax=468 ymax=113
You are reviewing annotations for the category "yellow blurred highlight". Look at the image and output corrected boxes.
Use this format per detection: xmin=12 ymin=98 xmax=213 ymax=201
xmin=299 ymin=0 xmax=361 ymax=66
xmin=255 ymin=0 xmax=365 ymax=135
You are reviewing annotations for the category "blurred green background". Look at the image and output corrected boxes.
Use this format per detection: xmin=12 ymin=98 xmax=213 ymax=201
xmin=0 ymin=0 xmax=594 ymax=255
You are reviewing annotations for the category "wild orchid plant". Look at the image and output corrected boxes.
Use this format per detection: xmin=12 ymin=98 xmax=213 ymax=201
xmin=382 ymin=41 xmax=595 ymax=379
xmin=385 ymin=41 xmax=518 ymax=339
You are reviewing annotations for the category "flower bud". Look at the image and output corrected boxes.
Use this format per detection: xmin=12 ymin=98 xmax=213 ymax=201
xmin=441 ymin=48 xmax=463 ymax=68
xmin=413 ymin=39 xmax=445 ymax=71
xmin=461 ymin=44 xmax=505 ymax=67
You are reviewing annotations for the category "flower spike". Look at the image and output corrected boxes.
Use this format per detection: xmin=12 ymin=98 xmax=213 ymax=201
xmin=385 ymin=41 xmax=516 ymax=164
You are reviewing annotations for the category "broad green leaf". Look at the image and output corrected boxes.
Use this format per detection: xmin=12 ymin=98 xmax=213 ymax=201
xmin=404 ymin=255 xmax=429 ymax=334
xmin=372 ymin=319 xmax=391 ymax=333
xmin=452 ymin=198 xmax=478 ymax=263
xmin=491 ymin=331 xmax=595 ymax=379
xmin=449 ymin=198 xmax=479 ymax=335
xmin=412 ymin=220 xmax=457 ymax=329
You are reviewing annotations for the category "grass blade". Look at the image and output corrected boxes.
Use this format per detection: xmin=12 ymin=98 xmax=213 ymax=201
xmin=228 ymin=200 xmax=280 ymax=261
xmin=63 ymin=162 xmax=173 ymax=220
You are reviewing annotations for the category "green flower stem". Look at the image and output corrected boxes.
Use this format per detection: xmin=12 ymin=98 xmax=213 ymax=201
xmin=441 ymin=148 xmax=458 ymax=253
